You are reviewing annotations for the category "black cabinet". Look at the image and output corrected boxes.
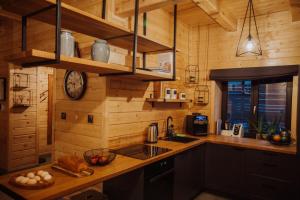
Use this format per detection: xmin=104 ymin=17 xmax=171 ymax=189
xmin=204 ymin=143 xmax=299 ymax=200
xmin=205 ymin=143 xmax=245 ymax=196
xmin=103 ymin=168 xmax=144 ymax=200
xmin=245 ymin=150 xmax=299 ymax=200
xmin=174 ymin=145 xmax=204 ymax=200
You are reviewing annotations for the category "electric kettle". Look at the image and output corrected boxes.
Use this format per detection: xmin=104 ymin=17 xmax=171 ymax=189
xmin=147 ymin=123 xmax=158 ymax=143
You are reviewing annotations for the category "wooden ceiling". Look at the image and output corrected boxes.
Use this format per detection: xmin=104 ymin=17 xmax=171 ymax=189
xmin=164 ymin=0 xmax=290 ymax=26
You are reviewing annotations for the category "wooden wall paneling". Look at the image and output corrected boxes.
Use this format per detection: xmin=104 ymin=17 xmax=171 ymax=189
xmin=8 ymin=65 xmax=39 ymax=171
xmin=289 ymin=0 xmax=300 ymax=22
xmin=196 ymin=10 xmax=300 ymax=139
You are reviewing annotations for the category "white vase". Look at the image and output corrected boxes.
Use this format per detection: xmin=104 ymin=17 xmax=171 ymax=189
xmin=60 ymin=29 xmax=75 ymax=57
xmin=91 ymin=39 xmax=110 ymax=63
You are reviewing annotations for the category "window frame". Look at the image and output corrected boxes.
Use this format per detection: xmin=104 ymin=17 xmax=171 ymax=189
xmin=221 ymin=77 xmax=293 ymax=138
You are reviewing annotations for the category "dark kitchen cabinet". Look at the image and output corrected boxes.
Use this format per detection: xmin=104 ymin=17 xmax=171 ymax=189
xmin=204 ymin=143 xmax=245 ymax=197
xmin=103 ymin=168 xmax=144 ymax=200
xmin=245 ymin=150 xmax=300 ymax=200
xmin=174 ymin=145 xmax=205 ymax=200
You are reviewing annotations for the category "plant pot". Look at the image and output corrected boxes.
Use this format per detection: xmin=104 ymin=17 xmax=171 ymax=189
xmin=256 ymin=133 xmax=262 ymax=140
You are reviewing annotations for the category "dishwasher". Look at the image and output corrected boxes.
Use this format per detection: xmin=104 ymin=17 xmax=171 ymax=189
xmin=144 ymin=157 xmax=174 ymax=200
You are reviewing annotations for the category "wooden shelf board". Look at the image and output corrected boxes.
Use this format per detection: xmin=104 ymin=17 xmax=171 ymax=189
xmin=7 ymin=49 xmax=173 ymax=80
xmin=7 ymin=49 xmax=131 ymax=75
xmin=146 ymin=98 xmax=192 ymax=103
xmin=2 ymin=0 xmax=173 ymax=53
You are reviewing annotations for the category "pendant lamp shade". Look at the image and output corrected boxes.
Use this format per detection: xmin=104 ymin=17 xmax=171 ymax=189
xmin=236 ymin=0 xmax=262 ymax=57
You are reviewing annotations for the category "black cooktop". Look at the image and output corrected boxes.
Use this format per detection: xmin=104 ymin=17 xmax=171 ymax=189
xmin=112 ymin=144 xmax=171 ymax=160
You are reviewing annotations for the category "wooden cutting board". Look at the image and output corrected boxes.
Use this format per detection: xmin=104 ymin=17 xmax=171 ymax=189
xmin=51 ymin=164 xmax=94 ymax=178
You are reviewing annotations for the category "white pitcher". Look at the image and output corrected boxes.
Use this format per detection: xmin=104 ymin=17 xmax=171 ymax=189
xmin=91 ymin=39 xmax=110 ymax=63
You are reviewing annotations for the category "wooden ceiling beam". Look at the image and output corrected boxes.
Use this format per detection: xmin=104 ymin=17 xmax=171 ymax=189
xmin=289 ymin=0 xmax=300 ymax=21
xmin=115 ymin=0 xmax=185 ymax=17
xmin=115 ymin=0 xmax=236 ymax=31
xmin=192 ymin=0 xmax=237 ymax=31
xmin=0 ymin=8 xmax=21 ymax=21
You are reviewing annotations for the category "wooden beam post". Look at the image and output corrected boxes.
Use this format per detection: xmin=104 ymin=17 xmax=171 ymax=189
xmin=192 ymin=0 xmax=237 ymax=31
xmin=115 ymin=0 xmax=183 ymax=17
xmin=289 ymin=0 xmax=300 ymax=22
xmin=115 ymin=0 xmax=236 ymax=31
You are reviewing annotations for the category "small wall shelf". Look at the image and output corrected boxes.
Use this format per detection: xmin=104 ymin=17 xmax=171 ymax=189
xmin=146 ymin=98 xmax=192 ymax=107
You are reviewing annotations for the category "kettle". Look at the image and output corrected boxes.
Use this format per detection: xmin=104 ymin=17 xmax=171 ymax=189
xmin=147 ymin=123 xmax=158 ymax=143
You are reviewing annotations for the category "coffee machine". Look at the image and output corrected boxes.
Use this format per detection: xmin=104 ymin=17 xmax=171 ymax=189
xmin=186 ymin=113 xmax=208 ymax=136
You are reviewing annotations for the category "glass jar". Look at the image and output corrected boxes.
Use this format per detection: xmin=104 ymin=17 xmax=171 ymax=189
xmin=60 ymin=29 xmax=75 ymax=57
xmin=91 ymin=39 xmax=110 ymax=63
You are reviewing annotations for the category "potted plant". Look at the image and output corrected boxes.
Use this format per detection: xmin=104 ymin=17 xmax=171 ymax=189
xmin=267 ymin=114 xmax=282 ymax=141
xmin=250 ymin=116 xmax=266 ymax=139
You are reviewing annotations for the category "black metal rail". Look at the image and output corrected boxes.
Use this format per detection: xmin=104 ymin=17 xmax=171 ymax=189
xmin=143 ymin=4 xmax=177 ymax=82
xmin=99 ymin=0 xmax=140 ymax=76
xmin=21 ymin=0 xmax=61 ymax=68
xmin=297 ymin=65 xmax=300 ymax=156
xmin=19 ymin=0 xmax=177 ymax=82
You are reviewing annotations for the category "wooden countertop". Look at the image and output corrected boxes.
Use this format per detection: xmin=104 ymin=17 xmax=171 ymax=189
xmin=0 ymin=135 xmax=297 ymax=200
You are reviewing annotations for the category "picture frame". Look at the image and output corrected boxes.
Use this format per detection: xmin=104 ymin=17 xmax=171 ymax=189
xmin=0 ymin=78 xmax=6 ymax=101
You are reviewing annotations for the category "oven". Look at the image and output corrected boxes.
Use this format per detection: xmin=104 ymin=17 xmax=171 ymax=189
xmin=144 ymin=157 xmax=174 ymax=200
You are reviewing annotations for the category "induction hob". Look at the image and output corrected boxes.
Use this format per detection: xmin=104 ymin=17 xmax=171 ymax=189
xmin=112 ymin=144 xmax=171 ymax=160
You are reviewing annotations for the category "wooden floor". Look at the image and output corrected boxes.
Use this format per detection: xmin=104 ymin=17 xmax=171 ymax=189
xmin=194 ymin=192 xmax=230 ymax=200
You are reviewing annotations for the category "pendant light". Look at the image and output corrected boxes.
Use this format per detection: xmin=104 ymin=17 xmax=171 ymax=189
xmin=236 ymin=0 xmax=262 ymax=57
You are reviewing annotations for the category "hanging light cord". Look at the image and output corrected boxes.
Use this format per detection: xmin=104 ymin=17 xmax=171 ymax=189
xmin=236 ymin=0 xmax=251 ymax=56
xmin=205 ymin=25 xmax=209 ymax=86
xmin=251 ymin=0 xmax=262 ymax=54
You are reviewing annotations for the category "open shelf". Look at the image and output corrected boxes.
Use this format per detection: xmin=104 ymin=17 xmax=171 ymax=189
xmin=2 ymin=0 xmax=173 ymax=53
xmin=146 ymin=98 xmax=192 ymax=107
xmin=7 ymin=49 xmax=173 ymax=81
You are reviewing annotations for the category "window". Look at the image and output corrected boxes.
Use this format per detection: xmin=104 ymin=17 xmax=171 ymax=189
xmin=222 ymin=78 xmax=292 ymax=138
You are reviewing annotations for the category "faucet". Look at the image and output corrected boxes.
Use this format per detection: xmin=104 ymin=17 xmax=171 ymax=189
xmin=166 ymin=116 xmax=174 ymax=137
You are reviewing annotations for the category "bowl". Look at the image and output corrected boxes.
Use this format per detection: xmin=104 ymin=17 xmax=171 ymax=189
xmin=84 ymin=149 xmax=116 ymax=166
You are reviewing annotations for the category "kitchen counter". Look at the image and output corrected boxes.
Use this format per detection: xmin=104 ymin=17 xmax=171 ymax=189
xmin=0 ymin=135 xmax=297 ymax=200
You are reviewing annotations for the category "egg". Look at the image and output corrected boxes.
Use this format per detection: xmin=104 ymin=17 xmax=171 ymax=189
xmin=43 ymin=174 xmax=52 ymax=181
xmin=27 ymin=172 xmax=35 ymax=179
xmin=34 ymin=176 xmax=41 ymax=181
xmin=37 ymin=170 xmax=45 ymax=176
xmin=15 ymin=176 xmax=25 ymax=183
xmin=41 ymin=172 xmax=49 ymax=178
xmin=27 ymin=179 xmax=37 ymax=185
xmin=20 ymin=177 xmax=29 ymax=184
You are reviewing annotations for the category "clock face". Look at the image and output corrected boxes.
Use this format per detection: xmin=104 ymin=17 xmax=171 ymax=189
xmin=64 ymin=71 xmax=87 ymax=100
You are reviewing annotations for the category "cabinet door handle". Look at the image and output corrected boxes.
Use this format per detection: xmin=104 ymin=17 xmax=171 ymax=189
xmin=253 ymin=105 xmax=257 ymax=115
xmin=148 ymin=169 xmax=174 ymax=183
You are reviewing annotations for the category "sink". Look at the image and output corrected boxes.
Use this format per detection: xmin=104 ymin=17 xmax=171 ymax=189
xmin=163 ymin=136 xmax=199 ymax=143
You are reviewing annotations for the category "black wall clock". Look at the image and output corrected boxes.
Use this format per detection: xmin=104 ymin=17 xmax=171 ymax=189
xmin=64 ymin=70 xmax=87 ymax=100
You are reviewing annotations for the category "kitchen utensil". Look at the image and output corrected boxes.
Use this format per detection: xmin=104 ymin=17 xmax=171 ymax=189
xmin=147 ymin=123 xmax=159 ymax=143
xmin=165 ymin=88 xmax=171 ymax=99
xmin=61 ymin=29 xmax=75 ymax=57
xmin=171 ymin=89 xmax=177 ymax=99
xmin=91 ymin=39 xmax=110 ymax=63
xmin=179 ymin=92 xmax=186 ymax=100
xmin=84 ymin=148 xmax=116 ymax=166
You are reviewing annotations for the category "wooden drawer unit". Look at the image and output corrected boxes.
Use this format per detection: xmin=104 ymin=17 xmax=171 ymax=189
xmin=13 ymin=134 xmax=36 ymax=144
xmin=12 ymin=142 xmax=36 ymax=152
xmin=9 ymin=155 xmax=37 ymax=169
xmin=11 ymin=119 xmax=36 ymax=129
xmin=11 ymin=149 xmax=36 ymax=160
xmin=246 ymin=174 xmax=299 ymax=200
xmin=11 ymin=127 xmax=36 ymax=136
xmin=245 ymin=150 xmax=298 ymax=182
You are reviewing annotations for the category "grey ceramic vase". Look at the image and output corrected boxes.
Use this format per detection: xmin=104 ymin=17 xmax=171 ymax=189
xmin=91 ymin=39 xmax=110 ymax=63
